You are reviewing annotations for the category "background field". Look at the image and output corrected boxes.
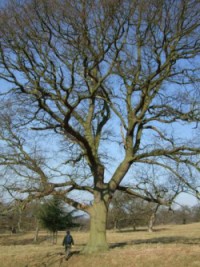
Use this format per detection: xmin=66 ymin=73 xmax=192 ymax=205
xmin=0 ymin=223 xmax=200 ymax=267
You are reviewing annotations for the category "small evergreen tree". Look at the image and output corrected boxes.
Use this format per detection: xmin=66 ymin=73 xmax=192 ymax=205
xmin=38 ymin=196 xmax=76 ymax=243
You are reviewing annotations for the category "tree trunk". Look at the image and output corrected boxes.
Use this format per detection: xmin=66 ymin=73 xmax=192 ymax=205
xmin=83 ymin=201 xmax=109 ymax=253
xmin=33 ymin=218 xmax=39 ymax=242
xmin=148 ymin=205 xmax=159 ymax=232
xmin=52 ymin=231 xmax=57 ymax=244
xmin=148 ymin=213 xmax=155 ymax=232
xmin=17 ymin=210 xmax=22 ymax=232
xmin=114 ymin=220 xmax=118 ymax=231
xmin=34 ymin=226 xmax=39 ymax=242
xmin=132 ymin=221 xmax=136 ymax=231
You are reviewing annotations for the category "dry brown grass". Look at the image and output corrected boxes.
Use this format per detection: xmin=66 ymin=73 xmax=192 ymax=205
xmin=0 ymin=223 xmax=200 ymax=267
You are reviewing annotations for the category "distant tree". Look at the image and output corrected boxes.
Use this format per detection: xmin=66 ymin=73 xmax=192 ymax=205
xmin=176 ymin=205 xmax=193 ymax=224
xmin=191 ymin=204 xmax=200 ymax=222
xmin=147 ymin=204 xmax=160 ymax=232
xmin=108 ymin=172 xmax=182 ymax=231
xmin=108 ymin=191 xmax=159 ymax=231
xmin=156 ymin=205 xmax=198 ymax=225
xmin=108 ymin=191 xmax=132 ymax=230
xmin=0 ymin=200 xmax=9 ymax=233
xmin=38 ymin=196 xmax=77 ymax=244
xmin=0 ymin=199 xmax=23 ymax=233
xmin=22 ymin=201 xmax=43 ymax=241
xmin=108 ymin=193 xmax=159 ymax=232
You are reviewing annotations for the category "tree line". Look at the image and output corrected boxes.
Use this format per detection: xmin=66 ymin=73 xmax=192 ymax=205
xmin=1 ymin=194 xmax=199 ymax=236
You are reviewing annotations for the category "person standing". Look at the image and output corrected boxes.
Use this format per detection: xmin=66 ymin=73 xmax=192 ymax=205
xmin=62 ymin=230 xmax=74 ymax=259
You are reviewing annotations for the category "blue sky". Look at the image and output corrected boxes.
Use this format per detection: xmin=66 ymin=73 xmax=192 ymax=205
xmin=174 ymin=193 xmax=199 ymax=208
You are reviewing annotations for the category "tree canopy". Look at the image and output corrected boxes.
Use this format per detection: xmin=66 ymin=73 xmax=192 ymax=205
xmin=0 ymin=0 xmax=200 ymax=253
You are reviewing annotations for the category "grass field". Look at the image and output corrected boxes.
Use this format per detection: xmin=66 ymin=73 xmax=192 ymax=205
xmin=0 ymin=223 xmax=200 ymax=267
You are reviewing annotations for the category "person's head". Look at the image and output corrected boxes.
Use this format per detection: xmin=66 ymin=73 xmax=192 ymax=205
xmin=66 ymin=230 xmax=70 ymax=235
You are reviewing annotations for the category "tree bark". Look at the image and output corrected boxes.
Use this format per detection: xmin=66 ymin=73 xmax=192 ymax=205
xmin=17 ymin=210 xmax=22 ymax=232
xmin=34 ymin=225 xmax=39 ymax=242
xmin=83 ymin=201 xmax=109 ymax=253
xmin=33 ymin=217 xmax=39 ymax=242
xmin=148 ymin=213 xmax=156 ymax=232
xmin=148 ymin=205 xmax=159 ymax=232
xmin=114 ymin=220 xmax=118 ymax=231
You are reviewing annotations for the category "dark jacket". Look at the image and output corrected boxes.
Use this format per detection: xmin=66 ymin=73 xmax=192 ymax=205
xmin=62 ymin=234 xmax=74 ymax=246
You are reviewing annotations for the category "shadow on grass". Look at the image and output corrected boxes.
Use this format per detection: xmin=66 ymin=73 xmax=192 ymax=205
xmin=26 ymin=250 xmax=81 ymax=267
xmin=66 ymin=250 xmax=80 ymax=260
xmin=116 ymin=228 xmax=168 ymax=233
xmin=134 ymin=236 xmax=200 ymax=245
xmin=109 ymin=236 xmax=200 ymax=249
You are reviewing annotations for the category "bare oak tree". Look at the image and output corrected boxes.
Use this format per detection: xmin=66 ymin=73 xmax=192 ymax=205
xmin=1 ymin=0 xmax=200 ymax=252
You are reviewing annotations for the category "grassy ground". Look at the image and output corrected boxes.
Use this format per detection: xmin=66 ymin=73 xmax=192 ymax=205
xmin=0 ymin=223 xmax=200 ymax=267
